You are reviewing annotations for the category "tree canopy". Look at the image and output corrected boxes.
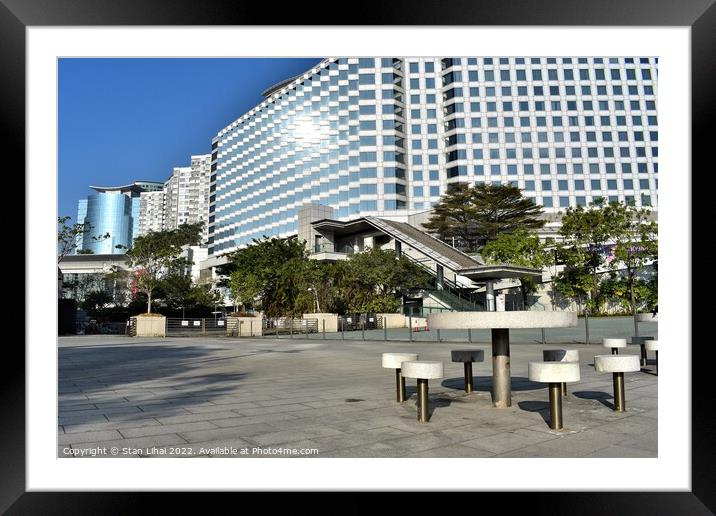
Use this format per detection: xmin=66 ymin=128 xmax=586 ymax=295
xmin=125 ymin=223 xmax=202 ymax=313
xmin=422 ymin=183 xmax=545 ymax=251
xmin=554 ymin=199 xmax=657 ymax=318
xmin=481 ymin=229 xmax=551 ymax=308
xmin=226 ymin=238 xmax=430 ymax=317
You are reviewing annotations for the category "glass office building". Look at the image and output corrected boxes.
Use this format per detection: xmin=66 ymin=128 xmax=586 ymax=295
xmin=75 ymin=181 xmax=164 ymax=254
xmin=209 ymin=56 xmax=658 ymax=258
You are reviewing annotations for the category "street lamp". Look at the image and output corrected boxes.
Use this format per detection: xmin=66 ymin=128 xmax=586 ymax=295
xmin=307 ymin=287 xmax=320 ymax=313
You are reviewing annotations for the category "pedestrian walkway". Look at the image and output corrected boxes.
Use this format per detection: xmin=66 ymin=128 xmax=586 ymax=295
xmin=58 ymin=333 xmax=657 ymax=458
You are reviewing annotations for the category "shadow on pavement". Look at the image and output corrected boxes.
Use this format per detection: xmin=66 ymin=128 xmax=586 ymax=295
xmin=572 ymin=390 xmax=615 ymax=410
xmin=59 ymin=344 xmax=251 ymax=420
xmin=440 ymin=376 xmax=546 ymax=392
xmin=517 ymin=400 xmax=550 ymax=425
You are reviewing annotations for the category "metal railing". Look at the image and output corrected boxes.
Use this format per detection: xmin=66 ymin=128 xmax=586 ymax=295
xmin=313 ymin=242 xmax=355 ymax=255
xmin=401 ymin=252 xmax=481 ymax=311
xmin=165 ymin=317 xmax=228 ymax=336
xmin=126 ymin=318 xmax=137 ymax=337
xmin=263 ymin=318 xmax=319 ymax=336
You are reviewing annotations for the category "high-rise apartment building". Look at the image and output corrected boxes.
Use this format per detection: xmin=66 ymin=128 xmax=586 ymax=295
xmin=205 ymin=56 xmax=658 ymax=259
xmin=75 ymin=181 xmax=164 ymax=254
xmin=163 ymin=154 xmax=212 ymax=243
xmin=137 ymin=189 xmax=165 ymax=235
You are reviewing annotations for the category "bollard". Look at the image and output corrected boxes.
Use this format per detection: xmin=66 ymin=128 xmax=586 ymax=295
xmin=541 ymin=328 xmax=546 ymax=345
xmin=436 ymin=329 xmax=441 ymax=343
xmin=409 ymin=316 xmax=413 ymax=342
xmin=384 ymin=323 xmax=387 ymax=342
xmin=395 ymin=369 xmax=406 ymax=403
xmin=468 ymin=328 xmax=472 ymax=343
xmin=322 ymin=320 xmax=325 ymax=339
xmin=250 ymin=320 xmax=253 ymax=337
xmin=464 ymin=362 xmax=474 ymax=393
xmin=361 ymin=320 xmax=365 ymax=341
xmin=238 ymin=320 xmax=242 ymax=338
xmin=548 ymin=382 xmax=563 ymax=430
xmin=417 ymin=379 xmax=429 ymax=423
xmin=290 ymin=320 xmax=293 ymax=339
xmin=341 ymin=318 xmax=345 ymax=340
xmin=613 ymin=372 xmax=626 ymax=411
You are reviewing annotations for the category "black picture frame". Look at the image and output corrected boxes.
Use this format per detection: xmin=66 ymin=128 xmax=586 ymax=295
xmin=6 ymin=0 xmax=712 ymax=512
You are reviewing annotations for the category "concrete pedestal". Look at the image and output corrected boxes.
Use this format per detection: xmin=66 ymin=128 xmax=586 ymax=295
xmin=132 ymin=314 xmax=166 ymax=337
xmin=428 ymin=311 xmax=577 ymax=408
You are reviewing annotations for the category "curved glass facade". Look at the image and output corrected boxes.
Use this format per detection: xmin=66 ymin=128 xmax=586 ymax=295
xmin=209 ymin=56 xmax=659 ymax=258
xmin=80 ymin=194 xmax=134 ymax=254
xmin=75 ymin=181 xmax=162 ymax=254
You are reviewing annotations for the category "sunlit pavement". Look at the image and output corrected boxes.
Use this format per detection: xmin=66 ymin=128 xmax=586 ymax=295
xmin=58 ymin=323 xmax=657 ymax=458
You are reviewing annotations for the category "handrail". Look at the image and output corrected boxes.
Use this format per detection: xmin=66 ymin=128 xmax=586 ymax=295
xmin=400 ymin=252 xmax=479 ymax=310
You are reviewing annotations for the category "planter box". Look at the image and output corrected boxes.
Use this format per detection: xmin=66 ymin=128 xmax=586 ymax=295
xmin=377 ymin=313 xmax=407 ymax=329
xmin=227 ymin=316 xmax=263 ymax=336
xmin=303 ymin=313 xmax=338 ymax=332
xmin=132 ymin=314 xmax=166 ymax=337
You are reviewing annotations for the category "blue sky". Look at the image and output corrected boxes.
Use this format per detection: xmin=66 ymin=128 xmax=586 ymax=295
xmin=58 ymin=58 xmax=321 ymax=222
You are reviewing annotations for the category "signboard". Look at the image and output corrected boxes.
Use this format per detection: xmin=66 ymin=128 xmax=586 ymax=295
xmin=181 ymin=320 xmax=189 ymax=326
xmin=193 ymin=321 xmax=201 ymax=326
xmin=369 ymin=317 xmax=374 ymax=322
xmin=218 ymin=320 xmax=225 ymax=326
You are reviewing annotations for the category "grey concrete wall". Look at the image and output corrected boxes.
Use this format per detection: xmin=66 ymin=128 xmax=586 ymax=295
xmin=298 ymin=204 xmax=335 ymax=252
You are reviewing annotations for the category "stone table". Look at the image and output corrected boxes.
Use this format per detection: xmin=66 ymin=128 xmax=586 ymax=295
xmin=427 ymin=311 xmax=578 ymax=408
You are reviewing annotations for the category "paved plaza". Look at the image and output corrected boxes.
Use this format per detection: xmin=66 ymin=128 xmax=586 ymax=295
xmin=58 ymin=318 xmax=658 ymax=458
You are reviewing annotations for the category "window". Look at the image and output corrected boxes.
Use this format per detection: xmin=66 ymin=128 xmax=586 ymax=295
xmin=359 ymin=184 xmax=377 ymax=194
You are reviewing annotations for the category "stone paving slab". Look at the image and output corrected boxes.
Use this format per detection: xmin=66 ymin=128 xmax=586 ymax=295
xmin=58 ymin=334 xmax=657 ymax=458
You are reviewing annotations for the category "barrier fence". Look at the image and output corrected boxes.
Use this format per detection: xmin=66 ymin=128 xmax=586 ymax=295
xmin=125 ymin=314 xmax=654 ymax=344
xmin=166 ymin=317 xmax=228 ymax=336
xmin=263 ymin=318 xmax=318 ymax=336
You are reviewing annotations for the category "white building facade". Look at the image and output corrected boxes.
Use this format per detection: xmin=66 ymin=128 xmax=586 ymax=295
xmin=137 ymin=189 xmax=166 ymax=235
xmin=209 ymin=57 xmax=658 ymax=258
xmin=157 ymin=154 xmax=212 ymax=243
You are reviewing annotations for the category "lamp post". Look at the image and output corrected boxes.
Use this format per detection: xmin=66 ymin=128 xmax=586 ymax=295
xmin=307 ymin=287 xmax=320 ymax=312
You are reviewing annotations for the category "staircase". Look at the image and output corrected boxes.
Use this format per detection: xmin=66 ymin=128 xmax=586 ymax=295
xmin=401 ymin=252 xmax=482 ymax=312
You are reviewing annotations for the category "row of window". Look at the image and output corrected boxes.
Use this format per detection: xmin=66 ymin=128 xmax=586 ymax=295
xmin=449 ymin=161 xmax=658 ymax=176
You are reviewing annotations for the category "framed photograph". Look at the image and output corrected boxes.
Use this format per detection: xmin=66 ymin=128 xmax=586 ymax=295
xmin=8 ymin=0 xmax=712 ymax=511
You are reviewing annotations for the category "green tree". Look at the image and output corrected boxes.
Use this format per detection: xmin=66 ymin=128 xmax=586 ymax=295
xmin=227 ymin=237 xmax=309 ymax=317
xmin=57 ymin=215 xmax=110 ymax=262
xmin=342 ymin=247 xmax=431 ymax=313
xmin=421 ymin=183 xmax=481 ymax=251
xmin=422 ymin=183 xmax=545 ymax=251
xmin=79 ymin=290 xmax=113 ymax=314
xmin=554 ymin=199 xmax=614 ymax=315
xmin=603 ymin=202 xmax=658 ymax=335
xmin=125 ymin=223 xmax=202 ymax=313
xmin=481 ymin=229 xmax=551 ymax=308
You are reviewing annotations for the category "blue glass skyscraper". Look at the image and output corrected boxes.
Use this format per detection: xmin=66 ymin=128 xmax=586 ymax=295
xmin=75 ymin=181 xmax=163 ymax=254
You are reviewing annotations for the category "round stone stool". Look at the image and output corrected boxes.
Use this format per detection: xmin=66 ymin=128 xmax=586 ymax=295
xmin=451 ymin=349 xmax=485 ymax=393
xmin=593 ymin=355 xmax=640 ymax=412
xmin=382 ymin=353 xmax=418 ymax=403
xmin=401 ymin=361 xmax=444 ymax=423
xmin=631 ymin=336 xmax=656 ymax=367
xmin=542 ymin=349 xmax=580 ymax=396
xmin=528 ymin=362 xmax=581 ymax=430
xmin=603 ymin=338 xmax=627 ymax=355
xmin=645 ymin=339 xmax=658 ymax=375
